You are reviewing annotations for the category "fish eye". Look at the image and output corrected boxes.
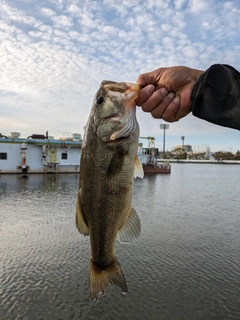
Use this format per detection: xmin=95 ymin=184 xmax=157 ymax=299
xmin=96 ymin=96 xmax=104 ymax=104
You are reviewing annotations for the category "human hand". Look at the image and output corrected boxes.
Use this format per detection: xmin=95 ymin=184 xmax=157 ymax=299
xmin=136 ymin=66 xmax=204 ymax=122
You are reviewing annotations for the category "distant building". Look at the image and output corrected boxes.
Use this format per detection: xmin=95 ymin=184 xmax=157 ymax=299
xmin=174 ymin=145 xmax=192 ymax=152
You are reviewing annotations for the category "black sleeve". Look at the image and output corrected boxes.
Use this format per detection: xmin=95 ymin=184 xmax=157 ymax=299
xmin=191 ymin=64 xmax=240 ymax=130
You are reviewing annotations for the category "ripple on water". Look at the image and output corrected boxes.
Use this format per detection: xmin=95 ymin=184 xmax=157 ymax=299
xmin=1 ymin=169 xmax=240 ymax=320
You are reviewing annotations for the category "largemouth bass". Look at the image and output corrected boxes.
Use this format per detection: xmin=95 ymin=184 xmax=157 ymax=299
xmin=76 ymin=81 xmax=144 ymax=301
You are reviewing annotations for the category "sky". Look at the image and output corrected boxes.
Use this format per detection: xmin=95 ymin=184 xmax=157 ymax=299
xmin=1 ymin=0 xmax=240 ymax=153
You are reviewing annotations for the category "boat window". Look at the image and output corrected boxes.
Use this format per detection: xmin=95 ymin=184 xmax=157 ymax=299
xmin=61 ymin=153 xmax=68 ymax=160
xmin=0 ymin=152 xmax=7 ymax=160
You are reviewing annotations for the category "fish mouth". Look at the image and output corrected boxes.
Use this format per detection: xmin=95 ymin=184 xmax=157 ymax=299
xmin=102 ymin=81 xmax=140 ymax=102
xmin=102 ymin=81 xmax=140 ymax=92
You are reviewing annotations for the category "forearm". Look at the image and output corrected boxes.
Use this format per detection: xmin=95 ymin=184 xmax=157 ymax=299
xmin=191 ymin=64 xmax=240 ymax=130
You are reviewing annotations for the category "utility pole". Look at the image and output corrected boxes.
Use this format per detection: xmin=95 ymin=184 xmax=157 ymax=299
xmin=160 ymin=124 xmax=169 ymax=157
xmin=181 ymin=136 xmax=185 ymax=151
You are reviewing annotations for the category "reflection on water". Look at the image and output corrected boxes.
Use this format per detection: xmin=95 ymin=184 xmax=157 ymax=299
xmin=1 ymin=164 xmax=240 ymax=320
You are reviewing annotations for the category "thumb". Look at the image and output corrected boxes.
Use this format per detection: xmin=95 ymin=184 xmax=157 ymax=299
xmin=136 ymin=68 xmax=166 ymax=87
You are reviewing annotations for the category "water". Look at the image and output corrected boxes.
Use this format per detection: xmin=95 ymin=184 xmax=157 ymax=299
xmin=1 ymin=164 xmax=240 ymax=320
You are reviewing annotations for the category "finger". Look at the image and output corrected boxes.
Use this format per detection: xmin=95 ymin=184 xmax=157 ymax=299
xmin=150 ymin=92 xmax=175 ymax=118
xmin=174 ymin=103 xmax=192 ymax=121
xmin=161 ymin=96 xmax=180 ymax=122
xmin=165 ymin=88 xmax=192 ymax=121
xmin=136 ymin=84 xmax=155 ymax=106
xmin=174 ymin=87 xmax=193 ymax=119
xmin=141 ymin=87 xmax=169 ymax=113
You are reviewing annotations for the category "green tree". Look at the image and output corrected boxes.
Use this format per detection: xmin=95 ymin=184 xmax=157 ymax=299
xmin=214 ymin=151 xmax=234 ymax=160
xmin=174 ymin=148 xmax=187 ymax=159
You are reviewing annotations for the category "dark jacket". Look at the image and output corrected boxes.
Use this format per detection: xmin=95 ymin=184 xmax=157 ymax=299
xmin=191 ymin=64 xmax=240 ymax=130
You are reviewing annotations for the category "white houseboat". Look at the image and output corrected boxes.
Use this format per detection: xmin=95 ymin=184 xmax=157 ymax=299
xmin=0 ymin=132 xmax=82 ymax=174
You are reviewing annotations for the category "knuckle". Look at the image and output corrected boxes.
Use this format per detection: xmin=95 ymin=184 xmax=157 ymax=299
xmin=142 ymin=103 xmax=152 ymax=112
xmin=151 ymin=112 xmax=160 ymax=119
xmin=151 ymin=106 xmax=163 ymax=119
xmin=162 ymin=113 xmax=174 ymax=122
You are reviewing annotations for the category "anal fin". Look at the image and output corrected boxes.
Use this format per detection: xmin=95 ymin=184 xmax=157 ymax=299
xmin=118 ymin=206 xmax=141 ymax=242
xmin=134 ymin=155 xmax=144 ymax=179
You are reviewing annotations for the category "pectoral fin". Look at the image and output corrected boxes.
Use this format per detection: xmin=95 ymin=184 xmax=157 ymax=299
xmin=134 ymin=155 xmax=144 ymax=179
xmin=76 ymin=190 xmax=89 ymax=236
xmin=118 ymin=206 xmax=141 ymax=242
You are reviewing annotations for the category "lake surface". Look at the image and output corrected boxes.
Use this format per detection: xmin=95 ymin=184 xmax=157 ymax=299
xmin=1 ymin=164 xmax=240 ymax=320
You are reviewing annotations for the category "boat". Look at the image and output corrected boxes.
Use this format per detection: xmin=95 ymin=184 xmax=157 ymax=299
xmin=138 ymin=136 xmax=171 ymax=174
xmin=138 ymin=154 xmax=171 ymax=174
xmin=0 ymin=132 xmax=82 ymax=174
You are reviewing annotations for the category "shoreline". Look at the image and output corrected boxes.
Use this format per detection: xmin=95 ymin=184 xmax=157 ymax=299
xmin=158 ymin=159 xmax=240 ymax=165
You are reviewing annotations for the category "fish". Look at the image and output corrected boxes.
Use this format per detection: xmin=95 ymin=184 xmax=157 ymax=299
xmin=76 ymin=80 xmax=144 ymax=301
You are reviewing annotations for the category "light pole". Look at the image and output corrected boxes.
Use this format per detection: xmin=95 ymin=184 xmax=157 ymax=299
xmin=181 ymin=136 xmax=185 ymax=151
xmin=160 ymin=124 xmax=169 ymax=157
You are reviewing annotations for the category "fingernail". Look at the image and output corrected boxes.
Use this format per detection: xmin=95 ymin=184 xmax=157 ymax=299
xmin=160 ymin=87 xmax=168 ymax=95
xmin=173 ymin=96 xmax=180 ymax=103
xmin=168 ymin=92 xmax=175 ymax=99
xmin=145 ymin=85 xmax=155 ymax=95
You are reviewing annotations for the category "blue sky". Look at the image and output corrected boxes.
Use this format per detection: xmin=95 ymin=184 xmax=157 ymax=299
xmin=1 ymin=0 xmax=240 ymax=153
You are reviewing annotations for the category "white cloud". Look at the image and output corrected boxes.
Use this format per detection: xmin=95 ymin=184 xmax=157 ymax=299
xmin=67 ymin=4 xmax=82 ymax=17
xmin=174 ymin=0 xmax=187 ymax=10
xmin=41 ymin=7 xmax=56 ymax=17
xmin=0 ymin=0 xmax=240 ymax=151
xmin=187 ymin=0 xmax=210 ymax=13
xmin=51 ymin=15 xmax=73 ymax=29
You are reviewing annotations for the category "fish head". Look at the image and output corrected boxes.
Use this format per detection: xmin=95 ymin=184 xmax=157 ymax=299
xmin=92 ymin=81 xmax=140 ymax=143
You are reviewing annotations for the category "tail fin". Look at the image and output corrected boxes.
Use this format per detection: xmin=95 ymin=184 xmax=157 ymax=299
xmin=89 ymin=257 xmax=127 ymax=301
